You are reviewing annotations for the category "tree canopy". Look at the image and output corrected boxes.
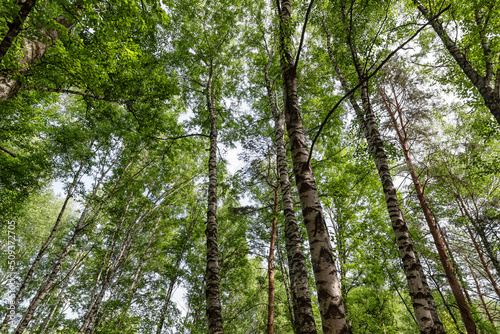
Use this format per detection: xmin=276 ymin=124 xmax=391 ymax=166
xmin=1 ymin=0 xmax=500 ymax=333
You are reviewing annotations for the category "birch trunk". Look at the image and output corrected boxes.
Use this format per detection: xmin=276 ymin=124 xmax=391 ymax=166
xmin=277 ymin=1 xmax=348 ymax=332
xmin=0 ymin=0 xmax=38 ymax=63
xmin=13 ymin=156 xmax=124 ymax=333
xmin=39 ymin=253 xmax=82 ymax=334
xmin=379 ymin=87 xmax=476 ymax=333
xmin=0 ymin=11 xmax=76 ymax=100
xmin=264 ymin=46 xmax=317 ymax=333
xmin=0 ymin=163 xmax=83 ymax=330
xmin=465 ymin=224 xmax=500 ymax=300
xmin=323 ymin=27 xmax=443 ymax=332
xmin=205 ymin=68 xmax=224 ymax=334
xmin=267 ymin=182 xmax=280 ymax=334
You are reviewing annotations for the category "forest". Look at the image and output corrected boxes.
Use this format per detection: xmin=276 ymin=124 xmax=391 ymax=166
xmin=0 ymin=0 xmax=500 ymax=333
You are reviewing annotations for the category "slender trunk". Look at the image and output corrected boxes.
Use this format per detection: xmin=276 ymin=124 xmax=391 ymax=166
xmin=465 ymin=224 xmax=500 ymax=300
xmin=277 ymin=2 xmax=348 ymax=333
xmin=0 ymin=0 xmax=37 ymax=63
xmin=156 ymin=275 xmax=179 ymax=334
xmin=0 ymin=164 xmax=83 ymax=330
xmin=324 ymin=27 xmax=443 ymax=332
xmin=468 ymin=263 xmax=496 ymax=329
xmin=439 ymin=225 xmax=474 ymax=306
xmin=275 ymin=231 xmax=295 ymax=327
xmin=39 ymin=253 xmax=81 ymax=334
xmin=14 ymin=157 xmax=122 ymax=334
xmin=423 ymin=257 xmax=461 ymax=333
xmin=473 ymin=219 xmax=500 ymax=277
xmin=14 ymin=231 xmax=79 ymax=334
xmin=267 ymin=181 xmax=280 ymax=334
xmin=379 ymin=86 xmax=476 ymax=333
xmin=413 ymin=0 xmax=500 ymax=124
xmin=49 ymin=298 xmax=71 ymax=334
xmin=157 ymin=219 xmax=198 ymax=334
xmin=264 ymin=45 xmax=316 ymax=333
xmin=205 ymin=68 xmax=224 ymax=334
xmin=81 ymin=208 xmax=160 ymax=334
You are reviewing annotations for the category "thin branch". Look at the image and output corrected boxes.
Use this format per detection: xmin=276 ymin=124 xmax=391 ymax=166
xmin=150 ymin=133 xmax=210 ymax=141
xmin=23 ymin=86 xmax=137 ymax=103
xmin=294 ymin=0 xmax=315 ymax=69
xmin=307 ymin=5 xmax=450 ymax=163
xmin=0 ymin=145 xmax=16 ymax=158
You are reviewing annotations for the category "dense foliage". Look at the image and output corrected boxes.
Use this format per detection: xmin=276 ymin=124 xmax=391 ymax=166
xmin=1 ymin=0 xmax=500 ymax=333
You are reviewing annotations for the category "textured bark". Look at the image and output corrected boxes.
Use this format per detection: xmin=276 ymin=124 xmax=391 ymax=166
xmin=325 ymin=29 xmax=443 ymax=332
xmin=205 ymin=69 xmax=224 ymax=334
xmin=275 ymin=234 xmax=295 ymax=327
xmin=360 ymin=79 xmax=443 ymax=334
xmin=414 ymin=0 xmax=500 ymax=124
xmin=0 ymin=163 xmax=83 ymax=331
xmin=0 ymin=10 xmax=75 ymax=100
xmin=277 ymin=1 xmax=348 ymax=333
xmin=379 ymin=87 xmax=476 ymax=333
xmin=267 ymin=181 xmax=280 ymax=334
xmin=0 ymin=0 xmax=38 ymax=64
xmin=264 ymin=45 xmax=317 ymax=333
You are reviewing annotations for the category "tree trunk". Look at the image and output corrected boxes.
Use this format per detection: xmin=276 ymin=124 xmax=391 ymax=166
xmin=379 ymin=86 xmax=476 ymax=333
xmin=0 ymin=0 xmax=38 ymax=64
xmin=267 ymin=181 xmax=280 ymax=334
xmin=205 ymin=68 xmax=224 ymax=334
xmin=473 ymin=218 xmax=500 ymax=278
xmin=0 ymin=10 xmax=77 ymax=100
xmin=264 ymin=45 xmax=317 ymax=333
xmin=39 ymin=253 xmax=82 ymax=334
xmin=468 ymin=263 xmax=496 ymax=329
xmin=464 ymin=224 xmax=500 ymax=300
xmin=157 ymin=219 xmax=198 ymax=334
xmin=413 ymin=0 xmax=500 ymax=124
xmin=277 ymin=2 xmax=348 ymax=333
xmin=275 ymin=231 xmax=296 ymax=328
xmin=439 ymin=225 xmax=474 ymax=306
xmin=0 ymin=163 xmax=83 ymax=330
xmin=324 ymin=27 xmax=444 ymax=332
xmin=14 ymin=160 xmax=121 ymax=333
xmin=14 ymin=231 xmax=79 ymax=334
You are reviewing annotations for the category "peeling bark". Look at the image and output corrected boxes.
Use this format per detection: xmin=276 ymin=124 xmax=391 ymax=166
xmin=379 ymin=86 xmax=476 ymax=333
xmin=0 ymin=10 xmax=76 ymax=100
xmin=277 ymin=1 xmax=348 ymax=333
xmin=323 ymin=22 xmax=443 ymax=332
xmin=205 ymin=67 xmax=224 ymax=334
xmin=264 ymin=43 xmax=317 ymax=333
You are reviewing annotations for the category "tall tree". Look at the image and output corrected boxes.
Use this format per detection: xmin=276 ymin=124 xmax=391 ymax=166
xmin=377 ymin=61 xmax=476 ymax=333
xmin=276 ymin=1 xmax=349 ymax=332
